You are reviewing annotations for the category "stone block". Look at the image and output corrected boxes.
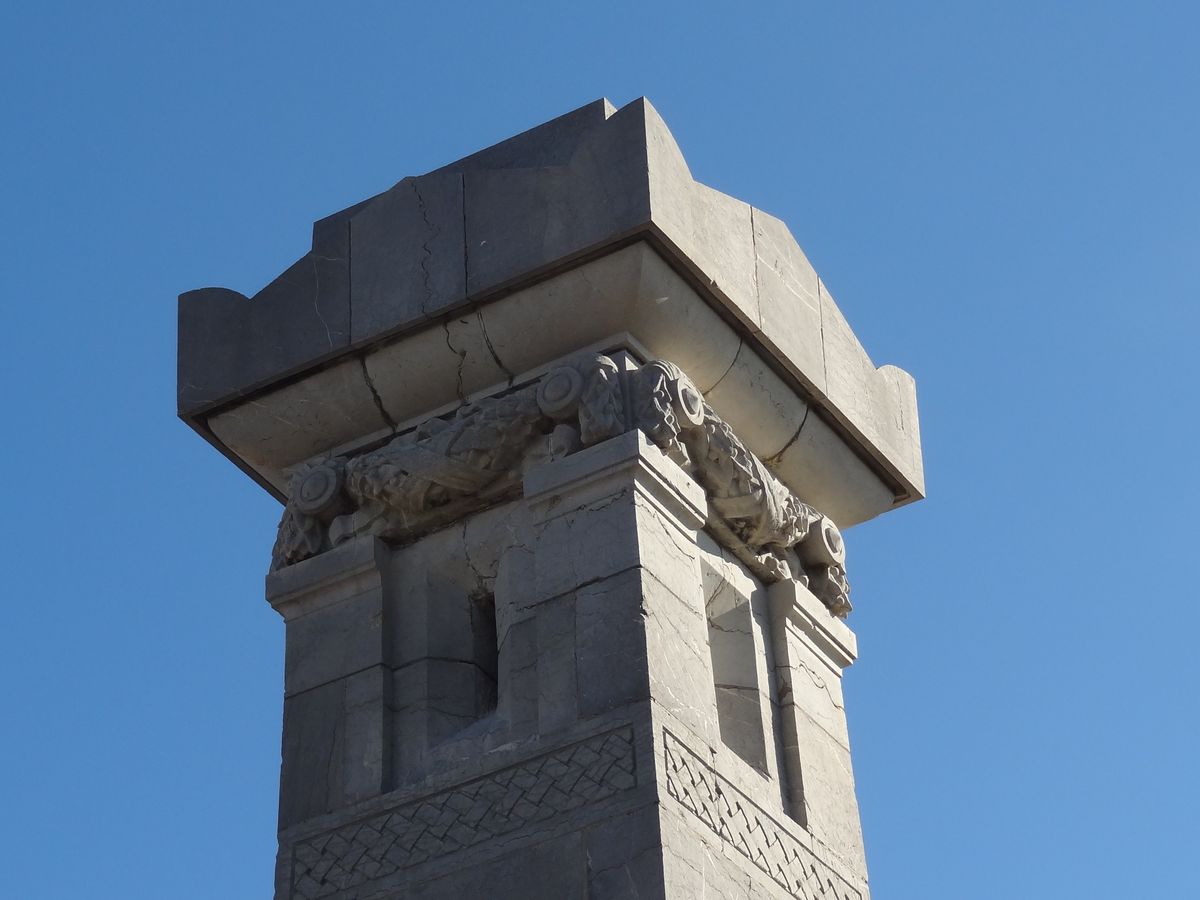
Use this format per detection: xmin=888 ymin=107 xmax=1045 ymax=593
xmin=767 ymin=408 xmax=897 ymax=528
xmin=779 ymin=707 xmax=866 ymax=875
xmin=820 ymin=277 xmax=925 ymax=497
xmin=645 ymin=100 xmax=761 ymax=334
xmin=400 ymin=835 xmax=588 ymax=897
xmin=583 ymin=806 xmax=666 ymax=900
xmin=659 ymin=727 xmax=865 ymax=898
xmin=474 ymin=242 xmax=743 ymax=395
xmin=207 ymin=356 xmax=389 ymax=490
xmin=642 ymin=571 xmax=717 ymax=743
xmin=530 ymin=488 xmax=640 ymax=604
xmin=575 ymin=569 xmax=652 ymax=718
xmin=702 ymin=335 xmax=811 ymax=459
xmin=362 ymin=308 xmax=510 ymax=424
xmin=266 ymin=534 xmax=387 ymax=620
xmin=391 ymin=658 xmax=493 ymax=751
xmin=279 ymin=665 xmax=390 ymax=829
xmin=177 ymin=218 xmax=350 ymax=415
xmin=349 ymin=171 xmax=466 ymax=342
xmin=659 ymin=803 xmax=757 ymax=900
xmin=535 ymin=594 xmax=578 ymax=733
xmin=630 ymin=490 xmax=702 ymax=598
xmin=283 ymin=588 xmax=385 ymax=696
xmin=462 ymin=99 xmax=653 ymax=297
xmin=774 ymin=632 xmax=850 ymax=750
xmin=752 ymin=207 xmax=826 ymax=395
xmin=497 ymin=615 xmax=538 ymax=734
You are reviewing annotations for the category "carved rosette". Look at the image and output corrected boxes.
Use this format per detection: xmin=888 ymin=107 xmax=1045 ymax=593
xmin=271 ymin=354 xmax=852 ymax=617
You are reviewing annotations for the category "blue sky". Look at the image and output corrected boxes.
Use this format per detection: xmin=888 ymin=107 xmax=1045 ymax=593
xmin=2 ymin=2 xmax=1197 ymax=897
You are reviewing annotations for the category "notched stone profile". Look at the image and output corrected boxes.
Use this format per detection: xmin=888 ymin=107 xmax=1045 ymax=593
xmin=272 ymin=355 xmax=853 ymax=617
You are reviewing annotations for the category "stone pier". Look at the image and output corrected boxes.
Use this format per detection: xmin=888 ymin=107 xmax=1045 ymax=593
xmin=179 ymin=98 xmax=923 ymax=899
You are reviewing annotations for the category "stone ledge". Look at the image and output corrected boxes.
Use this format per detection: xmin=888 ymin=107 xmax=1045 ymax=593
xmin=524 ymin=429 xmax=707 ymax=535
xmin=180 ymin=97 xmax=923 ymax=525
xmin=266 ymin=535 xmax=388 ymax=620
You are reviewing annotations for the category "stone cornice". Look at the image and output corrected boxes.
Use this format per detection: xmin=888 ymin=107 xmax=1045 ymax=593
xmin=179 ymin=98 xmax=923 ymax=522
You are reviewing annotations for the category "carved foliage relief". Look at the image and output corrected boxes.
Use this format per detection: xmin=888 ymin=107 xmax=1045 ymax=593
xmin=271 ymin=354 xmax=852 ymax=617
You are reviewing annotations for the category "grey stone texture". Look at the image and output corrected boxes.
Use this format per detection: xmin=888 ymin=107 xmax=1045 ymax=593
xmin=180 ymin=97 xmax=923 ymax=522
xmin=261 ymin=431 xmax=872 ymax=898
xmin=181 ymin=101 xmax=924 ymax=899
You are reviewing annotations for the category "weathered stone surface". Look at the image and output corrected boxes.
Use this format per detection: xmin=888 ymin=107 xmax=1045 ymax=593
xmin=583 ymin=806 xmax=667 ymax=899
xmin=660 ymin=727 xmax=865 ymax=899
xmin=819 ymin=278 xmax=925 ymax=497
xmin=208 ymin=356 xmax=389 ymax=489
xmin=349 ymin=171 xmax=466 ymax=342
xmin=254 ymin=388 xmax=881 ymax=897
xmin=461 ymin=99 xmax=653 ymax=296
xmin=279 ymin=665 xmax=391 ymax=829
xmin=282 ymin=588 xmax=385 ymax=696
xmin=288 ymin=727 xmax=637 ymax=899
xmin=180 ymin=97 xmax=924 ymax=514
xmin=753 ymin=208 xmax=826 ymax=395
xmin=178 ymin=211 xmax=351 ymax=414
xmin=180 ymin=101 xmax=925 ymax=900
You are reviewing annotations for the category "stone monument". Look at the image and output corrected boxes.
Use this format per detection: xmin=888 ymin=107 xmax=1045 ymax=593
xmin=178 ymin=98 xmax=924 ymax=899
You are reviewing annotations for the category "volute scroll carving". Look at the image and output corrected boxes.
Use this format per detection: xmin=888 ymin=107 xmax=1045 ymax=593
xmin=271 ymin=354 xmax=852 ymax=617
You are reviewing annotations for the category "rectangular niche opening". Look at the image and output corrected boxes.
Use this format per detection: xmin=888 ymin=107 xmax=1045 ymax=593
xmin=703 ymin=564 xmax=770 ymax=774
xmin=470 ymin=591 xmax=499 ymax=715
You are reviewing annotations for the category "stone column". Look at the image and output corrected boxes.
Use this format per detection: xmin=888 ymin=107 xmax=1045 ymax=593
xmin=179 ymin=98 xmax=923 ymax=899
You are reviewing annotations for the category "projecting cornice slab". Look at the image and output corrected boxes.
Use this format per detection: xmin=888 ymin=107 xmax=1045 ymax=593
xmin=179 ymin=97 xmax=923 ymax=523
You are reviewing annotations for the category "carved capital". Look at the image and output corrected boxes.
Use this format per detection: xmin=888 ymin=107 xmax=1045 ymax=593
xmin=271 ymin=355 xmax=852 ymax=617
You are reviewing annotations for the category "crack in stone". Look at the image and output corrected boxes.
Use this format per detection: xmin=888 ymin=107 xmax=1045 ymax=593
xmin=763 ymin=404 xmax=810 ymax=467
xmin=442 ymin=321 xmax=468 ymax=401
xmin=749 ymin=207 xmax=762 ymax=327
xmin=310 ymin=255 xmax=334 ymax=349
xmin=818 ymin=278 xmax=828 ymax=392
xmin=360 ymin=356 xmax=397 ymax=432
xmin=412 ymin=180 xmax=440 ymax=317
xmin=777 ymin=658 xmax=845 ymax=712
xmin=704 ymin=339 xmax=744 ymax=398
xmin=477 ymin=309 xmax=514 ymax=386
xmin=461 ymin=520 xmax=495 ymax=597
xmin=244 ymin=400 xmax=300 ymax=430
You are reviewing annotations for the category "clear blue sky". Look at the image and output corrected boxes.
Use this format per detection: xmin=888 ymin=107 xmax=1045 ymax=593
xmin=2 ymin=2 xmax=1196 ymax=897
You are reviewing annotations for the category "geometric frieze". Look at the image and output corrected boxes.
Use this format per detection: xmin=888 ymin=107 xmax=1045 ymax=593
xmin=291 ymin=728 xmax=636 ymax=898
xmin=663 ymin=729 xmax=863 ymax=899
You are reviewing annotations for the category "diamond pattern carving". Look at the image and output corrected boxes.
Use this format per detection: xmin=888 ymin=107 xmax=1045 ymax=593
xmin=291 ymin=728 xmax=636 ymax=898
xmin=663 ymin=730 xmax=863 ymax=900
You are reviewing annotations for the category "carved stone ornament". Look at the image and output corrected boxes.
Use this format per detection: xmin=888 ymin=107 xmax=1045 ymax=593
xmin=271 ymin=354 xmax=852 ymax=617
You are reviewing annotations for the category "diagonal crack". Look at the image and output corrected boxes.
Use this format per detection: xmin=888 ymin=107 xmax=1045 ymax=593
xmin=704 ymin=340 xmax=743 ymax=398
xmin=763 ymin=404 xmax=809 ymax=467
xmin=477 ymin=309 xmax=514 ymax=386
xmin=360 ymin=356 xmax=397 ymax=432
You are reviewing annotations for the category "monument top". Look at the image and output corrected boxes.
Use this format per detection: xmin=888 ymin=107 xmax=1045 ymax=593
xmin=178 ymin=97 xmax=923 ymax=527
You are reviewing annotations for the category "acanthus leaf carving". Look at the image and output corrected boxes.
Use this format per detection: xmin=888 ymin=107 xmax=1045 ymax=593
xmin=270 ymin=354 xmax=852 ymax=618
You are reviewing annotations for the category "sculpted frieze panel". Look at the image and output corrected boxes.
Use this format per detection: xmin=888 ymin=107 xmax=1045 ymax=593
xmin=271 ymin=354 xmax=852 ymax=617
